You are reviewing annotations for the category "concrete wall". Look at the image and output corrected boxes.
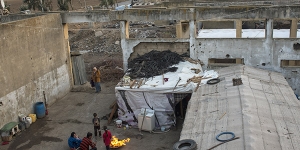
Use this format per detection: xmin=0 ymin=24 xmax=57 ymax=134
xmin=194 ymin=38 xmax=300 ymax=94
xmin=0 ymin=14 xmax=72 ymax=128
xmin=130 ymin=42 xmax=189 ymax=60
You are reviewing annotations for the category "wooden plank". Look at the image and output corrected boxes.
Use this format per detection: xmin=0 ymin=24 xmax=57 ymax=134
xmin=289 ymin=60 xmax=296 ymax=66
xmin=109 ymin=100 xmax=117 ymax=109
xmin=236 ymin=58 xmax=242 ymax=64
xmin=107 ymin=103 xmax=118 ymax=125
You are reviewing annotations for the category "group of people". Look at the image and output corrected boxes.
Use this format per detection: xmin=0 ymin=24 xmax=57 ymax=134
xmin=68 ymin=113 xmax=112 ymax=150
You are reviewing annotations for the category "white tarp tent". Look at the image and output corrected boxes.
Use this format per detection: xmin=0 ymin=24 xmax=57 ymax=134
xmin=115 ymin=61 xmax=218 ymax=128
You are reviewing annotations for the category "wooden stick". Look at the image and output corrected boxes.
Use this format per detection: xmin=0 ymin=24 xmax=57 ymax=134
xmin=130 ymin=80 xmax=136 ymax=89
xmin=207 ymin=137 xmax=240 ymax=150
xmin=194 ymin=79 xmax=202 ymax=92
xmin=184 ymin=80 xmax=192 ymax=87
xmin=138 ymin=79 xmax=143 ymax=88
xmin=107 ymin=103 xmax=118 ymax=125
xmin=219 ymin=112 xmax=226 ymax=120
xmin=109 ymin=100 xmax=117 ymax=109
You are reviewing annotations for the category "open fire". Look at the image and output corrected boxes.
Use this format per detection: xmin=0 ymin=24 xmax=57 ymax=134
xmin=110 ymin=136 xmax=130 ymax=148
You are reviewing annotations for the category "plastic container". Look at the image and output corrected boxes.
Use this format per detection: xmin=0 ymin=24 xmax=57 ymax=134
xmin=26 ymin=117 xmax=32 ymax=124
xmin=116 ymin=120 xmax=122 ymax=128
xmin=18 ymin=122 xmax=26 ymax=131
xmin=161 ymin=127 xmax=165 ymax=132
xmin=35 ymin=102 xmax=46 ymax=119
xmin=19 ymin=114 xmax=26 ymax=122
xmin=24 ymin=120 xmax=30 ymax=129
xmin=29 ymin=114 xmax=36 ymax=123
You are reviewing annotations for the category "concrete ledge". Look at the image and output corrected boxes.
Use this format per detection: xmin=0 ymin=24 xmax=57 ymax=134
xmin=60 ymin=5 xmax=300 ymax=23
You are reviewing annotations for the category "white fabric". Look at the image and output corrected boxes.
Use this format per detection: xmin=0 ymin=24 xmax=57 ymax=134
xmin=115 ymin=61 xmax=218 ymax=128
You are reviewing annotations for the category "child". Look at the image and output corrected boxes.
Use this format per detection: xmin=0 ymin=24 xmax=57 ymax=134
xmin=102 ymin=126 xmax=112 ymax=150
xmin=92 ymin=113 xmax=101 ymax=138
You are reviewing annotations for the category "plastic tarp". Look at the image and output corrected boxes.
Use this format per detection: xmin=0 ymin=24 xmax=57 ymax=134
xmin=115 ymin=61 xmax=218 ymax=127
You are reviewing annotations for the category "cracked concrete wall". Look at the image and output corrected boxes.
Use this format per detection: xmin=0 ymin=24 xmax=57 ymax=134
xmin=0 ymin=14 xmax=72 ymax=128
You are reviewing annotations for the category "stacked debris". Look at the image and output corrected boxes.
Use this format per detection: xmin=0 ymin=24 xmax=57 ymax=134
xmin=127 ymin=50 xmax=187 ymax=78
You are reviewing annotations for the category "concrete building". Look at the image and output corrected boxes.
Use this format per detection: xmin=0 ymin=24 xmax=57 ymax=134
xmin=1 ymin=4 xmax=300 ymax=129
xmin=61 ymin=5 xmax=300 ymax=95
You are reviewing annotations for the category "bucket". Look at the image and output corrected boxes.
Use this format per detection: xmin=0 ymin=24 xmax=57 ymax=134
xmin=19 ymin=114 xmax=26 ymax=122
xmin=161 ymin=127 xmax=165 ymax=132
xmin=116 ymin=120 xmax=122 ymax=128
xmin=35 ymin=102 xmax=46 ymax=119
xmin=29 ymin=114 xmax=36 ymax=123
xmin=26 ymin=117 xmax=32 ymax=124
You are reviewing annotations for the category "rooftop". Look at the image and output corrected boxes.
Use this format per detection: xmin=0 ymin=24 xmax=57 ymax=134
xmin=180 ymin=65 xmax=300 ymax=149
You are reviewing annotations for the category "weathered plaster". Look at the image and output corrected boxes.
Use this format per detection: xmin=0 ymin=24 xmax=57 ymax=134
xmin=0 ymin=14 xmax=72 ymax=128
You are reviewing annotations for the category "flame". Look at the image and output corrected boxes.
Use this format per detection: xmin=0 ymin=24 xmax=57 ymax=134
xmin=110 ymin=136 xmax=130 ymax=148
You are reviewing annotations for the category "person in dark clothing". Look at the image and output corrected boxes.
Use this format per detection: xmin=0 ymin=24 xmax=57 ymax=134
xmin=93 ymin=113 xmax=101 ymax=137
xmin=68 ymin=132 xmax=82 ymax=150
xmin=79 ymin=132 xmax=97 ymax=150
xmin=102 ymin=126 xmax=112 ymax=150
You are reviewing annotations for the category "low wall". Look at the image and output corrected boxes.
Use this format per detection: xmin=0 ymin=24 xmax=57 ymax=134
xmin=0 ymin=13 xmax=72 ymax=128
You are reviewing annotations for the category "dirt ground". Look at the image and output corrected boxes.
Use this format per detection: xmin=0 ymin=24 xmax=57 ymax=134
xmin=0 ymin=82 xmax=182 ymax=150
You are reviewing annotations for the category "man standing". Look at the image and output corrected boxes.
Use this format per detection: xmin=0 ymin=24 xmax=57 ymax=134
xmin=79 ymin=132 xmax=97 ymax=150
xmin=92 ymin=67 xmax=101 ymax=93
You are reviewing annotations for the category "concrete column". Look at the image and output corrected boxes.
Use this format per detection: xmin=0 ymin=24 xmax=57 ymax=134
xmin=63 ymin=23 xmax=74 ymax=86
xmin=120 ymin=21 xmax=129 ymax=71
xmin=264 ymin=19 xmax=274 ymax=69
xmin=176 ymin=22 xmax=182 ymax=38
xmin=189 ymin=20 xmax=196 ymax=59
xmin=235 ymin=20 xmax=242 ymax=38
xmin=290 ymin=19 xmax=298 ymax=38
xmin=265 ymin=19 xmax=273 ymax=39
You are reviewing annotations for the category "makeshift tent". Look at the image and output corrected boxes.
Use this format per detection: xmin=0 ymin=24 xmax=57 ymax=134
xmin=115 ymin=61 xmax=218 ymax=128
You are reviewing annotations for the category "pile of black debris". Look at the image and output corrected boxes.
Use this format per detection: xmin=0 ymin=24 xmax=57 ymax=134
xmin=127 ymin=50 xmax=188 ymax=78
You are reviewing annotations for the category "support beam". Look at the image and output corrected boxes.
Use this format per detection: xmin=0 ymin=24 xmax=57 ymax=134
xmin=120 ymin=21 xmax=129 ymax=71
xmin=189 ymin=20 xmax=196 ymax=59
xmin=265 ymin=19 xmax=273 ymax=39
xmin=290 ymin=19 xmax=298 ymax=38
xmin=176 ymin=22 xmax=182 ymax=38
xmin=235 ymin=20 xmax=242 ymax=38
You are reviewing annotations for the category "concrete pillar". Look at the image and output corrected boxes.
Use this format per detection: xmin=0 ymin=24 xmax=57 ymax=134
xmin=63 ymin=23 xmax=74 ymax=86
xmin=264 ymin=19 xmax=274 ymax=69
xmin=189 ymin=20 xmax=196 ymax=59
xmin=120 ymin=21 xmax=129 ymax=71
xmin=235 ymin=20 xmax=242 ymax=38
xmin=265 ymin=19 xmax=273 ymax=39
xmin=290 ymin=19 xmax=298 ymax=38
xmin=176 ymin=22 xmax=182 ymax=38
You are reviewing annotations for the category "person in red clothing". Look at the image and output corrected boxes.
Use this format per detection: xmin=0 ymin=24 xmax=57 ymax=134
xmin=79 ymin=132 xmax=97 ymax=150
xmin=102 ymin=126 xmax=112 ymax=150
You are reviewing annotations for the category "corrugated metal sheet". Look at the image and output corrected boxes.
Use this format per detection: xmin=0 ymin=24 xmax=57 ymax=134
xmin=180 ymin=65 xmax=300 ymax=150
xmin=71 ymin=55 xmax=87 ymax=85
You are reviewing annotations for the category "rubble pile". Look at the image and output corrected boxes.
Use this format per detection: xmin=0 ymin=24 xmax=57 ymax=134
xmin=127 ymin=50 xmax=187 ymax=78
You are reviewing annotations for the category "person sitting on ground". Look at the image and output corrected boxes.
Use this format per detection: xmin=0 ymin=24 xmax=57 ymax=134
xmin=68 ymin=132 xmax=82 ymax=150
xmin=79 ymin=132 xmax=97 ymax=150
xmin=102 ymin=126 xmax=112 ymax=150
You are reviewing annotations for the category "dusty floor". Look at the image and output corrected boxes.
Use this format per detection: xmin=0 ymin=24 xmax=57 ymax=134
xmin=0 ymin=82 xmax=182 ymax=150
